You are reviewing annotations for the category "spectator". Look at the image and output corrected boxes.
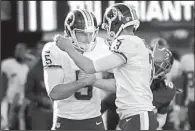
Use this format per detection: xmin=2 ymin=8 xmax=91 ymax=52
xmin=1 ymin=71 xmax=8 ymax=102
xmin=179 ymin=37 xmax=194 ymax=130
xmin=1 ymin=72 xmax=9 ymax=130
xmin=1 ymin=43 xmax=29 ymax=130
xmin=1 ymin=98 xmax=9 ymax=130
xmin=25 ymin=41 xmax=53 ymax=130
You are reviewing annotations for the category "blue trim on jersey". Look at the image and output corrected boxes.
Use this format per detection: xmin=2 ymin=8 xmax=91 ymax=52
xmin=111 ymin=50 xmax=127 ymax=64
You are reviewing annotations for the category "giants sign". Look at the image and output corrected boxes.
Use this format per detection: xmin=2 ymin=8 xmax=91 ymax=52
xmin=17 ymin=1 xmax=194 ymax=32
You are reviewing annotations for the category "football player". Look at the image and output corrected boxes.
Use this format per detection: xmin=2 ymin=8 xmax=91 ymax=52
xmin=151 ymin=44 xmax=176 ymax=130
xmin=93 ymin=43 xmax=177 ymax=130
xmin=56 ymin=3 xmax=158 ymax=130
xmin=150 ymin=37 xmax=184 ymax=130
xmin=42 ymin=9 xmax=108 ymax=130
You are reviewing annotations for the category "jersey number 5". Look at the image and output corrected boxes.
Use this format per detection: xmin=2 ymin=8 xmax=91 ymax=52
xmin=44 ymin=55 xmax=52 ymax=64
xmin=74 ymin=71 xmax=93 ymax=100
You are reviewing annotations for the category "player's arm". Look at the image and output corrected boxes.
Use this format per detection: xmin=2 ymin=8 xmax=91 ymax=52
xmin=42 ymin=47 xmax=96 ymax=100
xmin=45 ymin=68 xmax=95 ymax=100
xmin=93 ymin=78 xmax=116 ymax=93
xmin=66 ymin=49 xmax=95 ymax=73
xmin=67 ymin=49 xmax=126 ymax=74
xmin=56 ymin=36 xmax=126 ymax=74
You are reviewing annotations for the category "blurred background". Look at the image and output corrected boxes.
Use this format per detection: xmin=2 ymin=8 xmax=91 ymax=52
xmin=1 ymin=1 xmax=194 ymax=130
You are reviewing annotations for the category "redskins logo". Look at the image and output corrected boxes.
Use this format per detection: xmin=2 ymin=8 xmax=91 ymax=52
xmin=65 ymin=12 xmax=75 ymax=27
xmin=106 ymin=7 xmax=118 ymax=22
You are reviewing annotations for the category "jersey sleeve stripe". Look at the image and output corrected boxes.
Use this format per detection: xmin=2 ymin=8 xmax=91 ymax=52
xmin=111 ymin=50 xmax=127 ymax=63
xmin=44 ymin=65 xmax=62 ymax=69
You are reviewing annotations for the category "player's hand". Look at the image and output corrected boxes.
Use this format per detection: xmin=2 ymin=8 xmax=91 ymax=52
xmin=78 ymin=70 xmax=93 ymax=80
xmin=55 ymin=34 xmax=74 ymax=53
xmin=80 ymin=74 xmax=96 ymax=86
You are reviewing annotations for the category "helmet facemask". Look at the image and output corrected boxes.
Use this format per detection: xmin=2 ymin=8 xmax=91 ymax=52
xmin=153 ymin=43 xmax=173 ymax=79
xmin=154 ymin=60 xmax=172 ymax=79
xmin=68 ymin=26 xmax=99 ymax=52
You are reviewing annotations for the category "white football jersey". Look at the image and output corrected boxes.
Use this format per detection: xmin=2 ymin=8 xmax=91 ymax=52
xmin=110 ymin=35 xmax=155 ymax=119
xmin=1 ymin=58 xmax=29 ymax=104
xmin=180 ymin=53 xmax=194 ymax=101
xmin=42 ymin=37 xmax=109 ymax=122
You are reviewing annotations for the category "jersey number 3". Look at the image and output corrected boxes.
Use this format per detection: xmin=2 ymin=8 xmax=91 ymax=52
xmin=74 ymin=71 xmax=93 ymax=100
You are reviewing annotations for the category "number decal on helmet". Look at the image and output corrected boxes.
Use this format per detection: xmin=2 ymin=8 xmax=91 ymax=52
xmin=164 ymin=79 xmax=174 ymax=89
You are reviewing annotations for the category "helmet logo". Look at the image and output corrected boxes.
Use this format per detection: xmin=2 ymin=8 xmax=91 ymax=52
xmin=65 ymin=12 xmax=75 ymax=27
xmin=106 ymin=7 xmax=118 ymax=22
